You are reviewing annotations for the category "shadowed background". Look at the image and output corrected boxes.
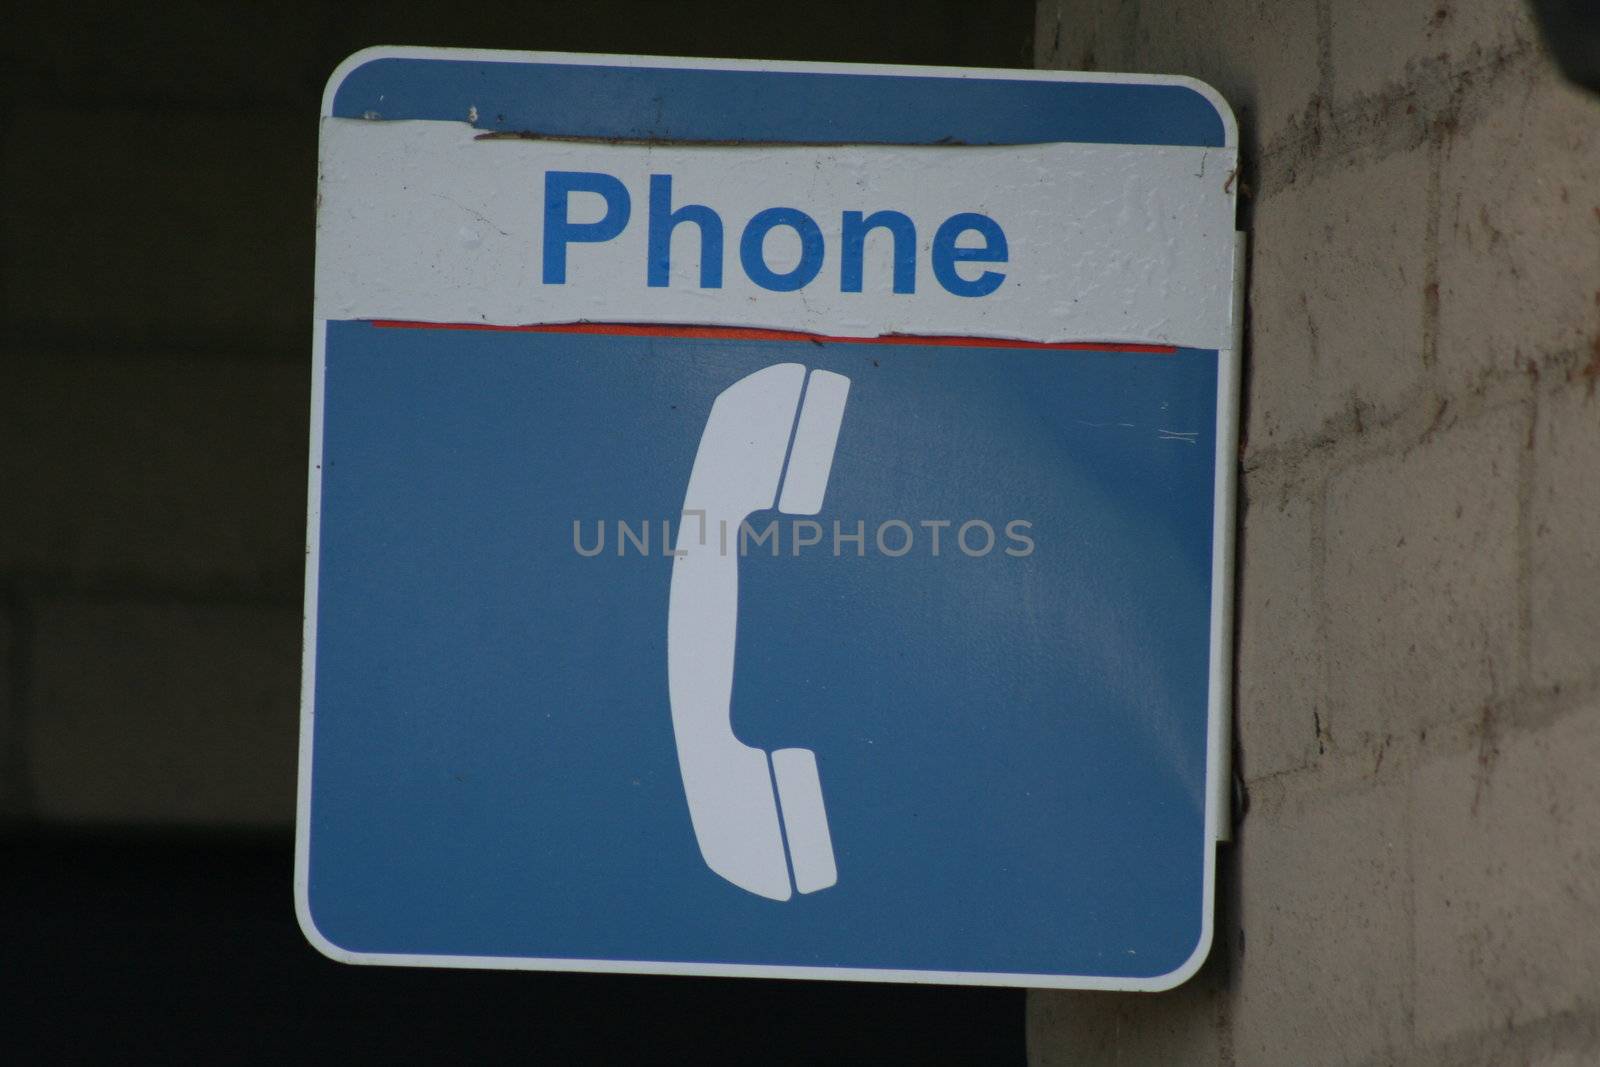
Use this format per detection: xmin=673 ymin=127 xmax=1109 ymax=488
xmin=1 ymin=3 xmax=1033 ymax=1061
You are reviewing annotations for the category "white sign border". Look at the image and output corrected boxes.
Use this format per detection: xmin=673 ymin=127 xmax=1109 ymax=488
xmin=297 ymin=44 xmax=1241 ymax=992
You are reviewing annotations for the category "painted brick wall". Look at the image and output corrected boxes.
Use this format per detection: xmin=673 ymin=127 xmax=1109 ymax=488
xmin=1032 ymin=1 xmax=1600 ymax=1063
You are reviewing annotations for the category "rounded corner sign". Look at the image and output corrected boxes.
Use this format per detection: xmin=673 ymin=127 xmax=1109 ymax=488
xmin=300 ymin=47 xmax=1242 ymax=991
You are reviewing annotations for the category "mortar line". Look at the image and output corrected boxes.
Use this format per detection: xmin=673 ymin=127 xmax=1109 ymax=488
xmin=1420 ymin=135 xmax=1442 ymax=371
xmin=1255 ymin=37 xmax=1536 ymax=196
xmin=8 ymin=578 xmax=305 ymax=613
xmin=1310 ymin=466 xmax=1332 ymax=763
xmin=1314 ymin=0 xmax=1334 ymax=106
xmin=1401 ymin=697 xmax=1419 ymax=1053
xmin=1243 ymin=667 xmax=1600 ymax=798
xmin=1242 ymin=377 xmax=1535 ymax=497
xmin=1515 ymin=384 xmax=1538 ymax=695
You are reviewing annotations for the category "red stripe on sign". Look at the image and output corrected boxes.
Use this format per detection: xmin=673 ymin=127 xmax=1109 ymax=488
xmin=368 ymin=320 xmax=1178 ymax=353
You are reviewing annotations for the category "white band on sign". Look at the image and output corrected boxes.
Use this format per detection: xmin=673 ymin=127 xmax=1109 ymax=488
xmin=315 ymin=118 xmax=1237 ymax=348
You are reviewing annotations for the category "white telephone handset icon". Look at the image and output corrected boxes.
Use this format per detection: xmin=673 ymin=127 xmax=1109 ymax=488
xmin=668 ymin=363 xmax=851 ymax=901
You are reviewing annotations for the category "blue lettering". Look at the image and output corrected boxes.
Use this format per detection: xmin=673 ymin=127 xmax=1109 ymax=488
xmin=648 ymin=175 xmax=724 ymax=289
xmin=540 ymin=170 xmax=1009 ymax=298
xmin=542 ymin=171 xmax=631 ymax=285
xmin=740 ymin=208 xmax=825 ymax=293
xmin=931 ymin=212 xmax=1008 ymax=298
xmin=840 ymin=210 xmax=916 ymax=294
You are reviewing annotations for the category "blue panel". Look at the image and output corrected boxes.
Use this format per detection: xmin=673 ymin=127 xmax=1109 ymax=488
xmin=308 ymin=54 xmax=1233 ymax=983
xmin=331 ymin=57 xmax=1228 ymax=148
xmin=308 ymin=323 xmax=1216 ymax=978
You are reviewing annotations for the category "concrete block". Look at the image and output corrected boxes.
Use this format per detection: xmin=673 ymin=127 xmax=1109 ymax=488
xmin=0 ymin=606 xmax=21 ymax=821
xmin=1234 ymin=483 xmax=1323 ymax=779
xmin=1534 ymin=1050 xmax=1600 ymax=1067
xmin=27 ymin=598 xmax=300 ymax=826
xmin=1027 ymin=980 xmax=1225 ymax=1065
xmin=1407 ymin=1019 xmax=1600 ymax=1067
xmin=0 ymin=351 xmax=308 ymax=593
xmin=1329 ymin=0 xmax=1537 ymax=104
xmin=1530 ymin=385 xmax=1600 ymax=689
xmin=1412 ymin=705 xmax=1600 ymax=1044
xmin=1437 ymin=70 xmax=1600 ymax=392
xmin=7 ymin=1 xmax=336 ymax=110
xmin=1035 ymin=0 xmax=1321 ymax=147
xmin=1324 ymin=405 xmax=1521 ymax=748
xmin=12 ymin=0 xmax=1034 ymax=111
xmin=0 ymin=108 xmax=315 ymax=351
xmin=346 ymin=3 xmax=1034 ymax=72
xmin=1229 ymin=775 xmax=1411 ymax=1065
xmin=1248 ymin=143 xmax=1431 ymax=452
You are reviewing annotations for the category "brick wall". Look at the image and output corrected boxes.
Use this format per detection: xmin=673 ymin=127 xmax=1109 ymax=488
xmin=1032 ymin=1 xmax=1600 ymax=1063
xmin=0 ymin=39 xmax=319 ymax=827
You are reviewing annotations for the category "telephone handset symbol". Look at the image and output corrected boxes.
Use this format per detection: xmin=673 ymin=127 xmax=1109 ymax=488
xmin=667 ymin=363 xmax=851 ymax=901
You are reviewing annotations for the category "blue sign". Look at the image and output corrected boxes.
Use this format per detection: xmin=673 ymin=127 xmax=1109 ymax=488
xmin=300 ymin=48 xmax=1240 ymax=990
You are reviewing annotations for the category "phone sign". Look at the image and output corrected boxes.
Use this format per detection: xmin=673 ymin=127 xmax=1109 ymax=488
xmin=301 ymin=48 xmax=1242 ymax=990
